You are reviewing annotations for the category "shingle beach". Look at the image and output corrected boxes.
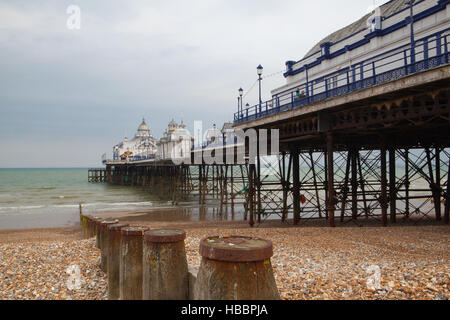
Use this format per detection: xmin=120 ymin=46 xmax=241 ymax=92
xmin=0 ymin=222 xmax=448 ymax=300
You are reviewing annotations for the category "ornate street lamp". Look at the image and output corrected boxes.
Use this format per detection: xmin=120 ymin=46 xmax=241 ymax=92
xmin=257 ymin=65 xmax=263 ymax=112
xmin=239 ymin=87 xmax=243 ymax=114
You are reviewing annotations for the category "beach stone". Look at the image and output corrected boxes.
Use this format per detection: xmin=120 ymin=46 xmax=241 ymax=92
xmin=142 ymin=229 xmax=188 ymax=300
xmin=99 ymin=219 xmax=119 ymax=272
xmin=119 ymin=226 xmax=149 ymax=300
xmin=195 ymin=235 xmax=280 ymax=300
xmin=107 ymin=223 xmax=129 ymax=300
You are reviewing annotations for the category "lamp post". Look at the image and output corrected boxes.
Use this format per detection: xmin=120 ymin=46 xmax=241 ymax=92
xmin=237 ymin=96 xmax=240 ymax=114
xmin=239 ymin=87 xmax=243 ymax=115
xmin=257 ymin=65 xmax=263 ymax=113
xmin=405 ymin=0 xmax=415 ymax=69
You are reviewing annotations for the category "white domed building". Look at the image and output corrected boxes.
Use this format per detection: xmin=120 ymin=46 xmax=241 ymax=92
xmin=113 ymin=119 xmax=158 ymax=161
xmin=157 ymin=119 xmax=194 ymax=160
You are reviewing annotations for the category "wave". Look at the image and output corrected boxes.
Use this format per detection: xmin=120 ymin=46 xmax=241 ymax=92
xmin=25 ymin=186 xmax=58 ymax=191
xmin=0 ymin=205 xmax=46 ymax=211
xmin=0 ymin=201 xmax=157 ymax=213
xmin=50 ymin=195 xmax=80 ymax=200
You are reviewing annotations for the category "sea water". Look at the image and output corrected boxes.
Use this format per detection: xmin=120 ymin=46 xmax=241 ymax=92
xmin=0 ymin=168 xmax=179 ymax=230
xmin=0 ymin=165 xmax=438 ymax=230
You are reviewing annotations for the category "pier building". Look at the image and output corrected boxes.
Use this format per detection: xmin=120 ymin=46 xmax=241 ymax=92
xmin=113 ymin=119 xmax=158 ymax=161
xmin=157 ymin=120 xmax=194 ymax=161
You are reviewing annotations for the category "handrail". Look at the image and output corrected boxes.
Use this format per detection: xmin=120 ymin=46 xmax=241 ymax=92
xmin=234 ymin=32 xmax=450 ymax=125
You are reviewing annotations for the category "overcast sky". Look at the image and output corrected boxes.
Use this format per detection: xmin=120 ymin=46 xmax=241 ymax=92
xmin=0 ymin=0 xmax=390 ymax=168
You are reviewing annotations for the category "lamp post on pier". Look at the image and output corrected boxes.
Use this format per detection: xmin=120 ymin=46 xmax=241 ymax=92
xmin=257 ymin=65 xmax=263 ymax=113
xmin=239 ymin=87 xmax=243 ymax=115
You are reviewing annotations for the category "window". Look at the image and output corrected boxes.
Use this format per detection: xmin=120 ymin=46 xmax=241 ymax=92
xmin=326 ymin=75 xmax=338 ymax=90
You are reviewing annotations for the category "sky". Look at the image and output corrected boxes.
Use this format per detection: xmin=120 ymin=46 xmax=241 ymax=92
xmin=0 ymin=0 xmax=390 ymax=168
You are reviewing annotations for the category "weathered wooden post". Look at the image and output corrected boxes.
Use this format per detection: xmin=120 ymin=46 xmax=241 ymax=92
xmin=195 ymin=235 xmax=279 ymax=300
xmin=82 ymin=215 xmax=97 ymax=239
xmin=79 ymin=213 xmax=88 ymax=238
xmin=119 ymin=226 xmax=149 ymax=300
xmin=88 ymin=216 xmax=101 ymax=238
xmin=83 ymin=215 xmax=92 ymax=238
xmin=99 ymin=219 xmax=119 ymax=272
xmin=107 ymin=223 xmax=129 ymax=300
xmin=143 ymin=229 xmax=188 ymax=300
xmin=94 ymin=218 xmax=104 ymax=249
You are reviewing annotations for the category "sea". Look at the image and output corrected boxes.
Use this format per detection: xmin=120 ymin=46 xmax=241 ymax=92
xmin=0 ymin=168 xmax=200 ymax=230
xmin=0 ymin=166 xmax=436 ymax=230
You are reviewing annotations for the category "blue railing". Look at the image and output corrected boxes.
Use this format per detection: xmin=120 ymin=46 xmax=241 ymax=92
xmin=128 ymin=154 xmax=156 ymax=161
xmin=106 ymin=154 xmax=156 ymax=163
xmin=234 ymin=32 xmax=450 ymax=125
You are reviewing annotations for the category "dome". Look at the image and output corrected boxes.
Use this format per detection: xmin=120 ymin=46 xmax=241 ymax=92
xmin=138 ymin=119 xmax=150 ymax=132
xmin=136 ymin=118 xmax=150 ymax=138
xmin=168 ymin=119 xmax=178 ymax=132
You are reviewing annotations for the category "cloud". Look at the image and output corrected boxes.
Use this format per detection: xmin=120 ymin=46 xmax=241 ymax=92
xmin=0 ymin=0 xmax=391 ymax=167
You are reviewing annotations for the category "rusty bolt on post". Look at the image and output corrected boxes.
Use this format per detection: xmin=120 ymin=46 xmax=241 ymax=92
xmin=195 ymin=235 xmax=280 ymax=300
xmin=119 ymin=226 xmax=149 ymax=300
xmin=143 ymin=229 xmax=188 ymax=300
xmin=99 ymin=219 xmax=119 ymax=272
xmin=107 ymin=223 xmax=129 ymax=300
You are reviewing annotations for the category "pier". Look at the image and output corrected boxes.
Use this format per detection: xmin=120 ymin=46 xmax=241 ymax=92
xmin=99 ymin=43 xmax=450 ymax=227
xmin=96 ymin=1 xmax=450 ymax=227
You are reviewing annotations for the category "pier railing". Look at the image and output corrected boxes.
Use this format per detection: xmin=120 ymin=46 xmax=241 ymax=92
xmin=234 ymin=31 xmax=450 ymax=125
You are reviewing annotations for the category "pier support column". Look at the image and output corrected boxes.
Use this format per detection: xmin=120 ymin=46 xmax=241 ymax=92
xmin=326 ymin=132 xmax=335 ymax=227
xmin=248 ymin=163 xmax=255 ymax=227
xmin=292 ymin=148 xmax=300 ymax=225
xmin=405 ymin=149 xmax=410 ymax=219
xmin=340 ymin=150 xmax=351 ymax=222
xmin=281 ymin=152 xmax=289 ymax=222
xmin=380 ymin=138 xmax=388 ymax=227
xmin=435 ymin=147 xmax=442 ymax=221
xmin=389 ymin=146 xmax=397 ymax=223
xmin=426 ymin=147 xmax=441 ymax=222
xmin=351 ymin=148 xmax=358 ymax=221
xmin=257 ymin=135 xmax=262 ymax=224
xmin=106 ymin=165 xmax=112 ymax=183
xmin=444 ymin=156 xmax=449 ymax=224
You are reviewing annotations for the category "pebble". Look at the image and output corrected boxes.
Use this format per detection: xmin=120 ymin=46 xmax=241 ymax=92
xmin=0 ymin=239 xmax=107 ymax=300
xmin=0 ymin=224 xmax=448 ymax=300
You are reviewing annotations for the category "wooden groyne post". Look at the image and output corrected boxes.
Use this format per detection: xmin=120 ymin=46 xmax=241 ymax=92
xmin=120 ymin=226 xmax=149 ymax=300
xmin=107 ymin=223 xmax=129 ymax=300
xmin=195 ymin=235 xmax=279 ymax=300
xmin=99 ymin=219 xmax=119 ymax=272
xmin=142 ymin=229 xmax=188 ymax=300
